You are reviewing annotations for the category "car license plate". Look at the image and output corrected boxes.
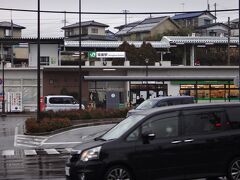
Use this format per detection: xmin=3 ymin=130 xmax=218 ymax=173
xmin=65 ymin=167 xmax=70 ymax=176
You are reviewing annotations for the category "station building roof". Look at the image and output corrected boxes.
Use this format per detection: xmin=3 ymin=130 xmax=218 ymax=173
xmin=162 ymin=36 xmax=239 ymax=45
xmin=64 ymin=40 xmax=171 ymax=48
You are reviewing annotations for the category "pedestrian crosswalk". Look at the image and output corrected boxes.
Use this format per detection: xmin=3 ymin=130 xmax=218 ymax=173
xmin=15 ymin=134 xmax=47 ymax=148
xmin=1 ymin=148 xmax=73 ymax=157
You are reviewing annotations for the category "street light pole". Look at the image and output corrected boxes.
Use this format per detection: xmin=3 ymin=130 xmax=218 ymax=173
xmin=145 ymin=58 xmax=149 ymax=99
xmin=78 ymin=0 xmax=82 ymax=110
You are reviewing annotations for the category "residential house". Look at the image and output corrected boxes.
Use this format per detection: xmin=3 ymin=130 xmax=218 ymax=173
xmin=115 ymin=16 xmax=180 ymax=41
xmin=171 ymin=11 xmax=216 ymax=29
xmin=230 ymin=18 xmax=239 ymax=37
xmin=195 ymin=23 xmax=229 ymax=37
xmin=61 ymin=20 xmax=114 ymax=41
xmin=0 ymin=21 xmax=25 ymax=38
xmin=0 ymin=21 xmax=26 ymax=65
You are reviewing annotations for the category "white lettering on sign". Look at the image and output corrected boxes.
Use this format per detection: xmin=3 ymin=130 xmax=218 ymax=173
xmin=96 ymin=52 xmax=125 ymax=58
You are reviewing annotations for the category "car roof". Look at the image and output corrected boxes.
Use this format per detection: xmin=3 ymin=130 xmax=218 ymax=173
xmin=45 ymin=95 xmax=74 ymax=98
xmin=147 ymin=96 xmax=193 ymax=100
xmin=134 ymin=102 xmax=240 ymax=117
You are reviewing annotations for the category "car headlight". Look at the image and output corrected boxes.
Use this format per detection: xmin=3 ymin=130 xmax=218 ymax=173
xmin=80 ymin=146 xmax=102 ymax=162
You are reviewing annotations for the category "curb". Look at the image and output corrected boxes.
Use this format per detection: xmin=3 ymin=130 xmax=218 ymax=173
xmin=24 ymin=118 xmax=123 ymax=136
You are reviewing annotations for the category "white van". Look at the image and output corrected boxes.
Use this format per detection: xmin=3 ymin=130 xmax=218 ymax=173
xmin=43 ymin=95 xmax=85 ymax=112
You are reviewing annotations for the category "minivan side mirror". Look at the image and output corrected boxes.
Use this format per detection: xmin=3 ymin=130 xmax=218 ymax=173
xmin=142 ymin=131 xmax=156 ymax=143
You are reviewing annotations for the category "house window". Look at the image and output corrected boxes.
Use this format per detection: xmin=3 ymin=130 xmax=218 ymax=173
xmin=5 ymin=29 xmax=12 ymax=37
xmin=91 ymin=28 xmax=98 ymax=34
xmin=82 ymin=27 xmax=88 ymax=35
xmin=40 ymin=56 xmax=50 ymax=65
xmin=65 ymin=29 xmax=74 ymax=37
xmin=204 ymin=19 xmax=211 ymax=25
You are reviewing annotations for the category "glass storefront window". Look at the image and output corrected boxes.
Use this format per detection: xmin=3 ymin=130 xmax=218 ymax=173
xmin=180 ymin=83 xmax=239 ymax=102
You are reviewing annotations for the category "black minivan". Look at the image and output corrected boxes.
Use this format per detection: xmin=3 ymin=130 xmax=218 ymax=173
xmin=126 ymin=96 xmax=194 ymax=117
xmin=66 ymin=102 xmax=240 ymax=180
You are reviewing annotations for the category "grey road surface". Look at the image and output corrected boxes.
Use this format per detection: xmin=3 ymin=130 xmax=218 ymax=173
xmin=0 ymin=115 xmax=29 ymax=151
xmin=40 ymin=124 xmax=115 ymax=149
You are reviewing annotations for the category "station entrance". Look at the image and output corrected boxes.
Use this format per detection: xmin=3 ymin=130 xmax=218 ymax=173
xmin=130 ymin=81 xmax=168 ymax=106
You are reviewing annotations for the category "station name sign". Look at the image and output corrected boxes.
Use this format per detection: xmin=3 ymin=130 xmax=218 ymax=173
xmin=89 ymin=51 xmax=125 ymax=58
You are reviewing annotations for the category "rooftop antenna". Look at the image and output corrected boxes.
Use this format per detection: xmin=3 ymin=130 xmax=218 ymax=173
xmin=214 ymin=3 xmax=217 ymax=23
xmin=207 ymin=0 xmax=210 ymax=11
xmin=122 ymin=10 xmax=130 ymax=25
xmin=181 ymin=3 xmax=185 ymax=12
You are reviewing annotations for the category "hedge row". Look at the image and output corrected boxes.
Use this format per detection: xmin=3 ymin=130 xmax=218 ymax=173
xmin=25 ymin=108 xmax=129 ymax=133
xmin=39 ymin=108 xmax=129 ymax=120
xmin=25 ymin=117 xmax=71 ymax=133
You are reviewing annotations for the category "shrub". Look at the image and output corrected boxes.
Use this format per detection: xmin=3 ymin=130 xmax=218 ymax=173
xmin=25 ymin=117 xmax=71 ymax=133
xmin=39 ymin=108 xmax=129 ymax=120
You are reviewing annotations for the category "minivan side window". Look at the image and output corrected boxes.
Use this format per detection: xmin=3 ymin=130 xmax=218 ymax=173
xmin=49 ymin=97 xmax=64 ymax=104
xmin=181 ymin=98 xmax=194 ymax=104
xmin=156 ymin=101 xmax=168 ymax=107
xmin=227 ymin=107 xmax=240 ymax=129
xmin=182 ymin=111 xmax=227 ymax=135
xmin=63 ymin=97 xmax=74 ymax=104
xmin=141 ymin=116 xmax=179 ymax=139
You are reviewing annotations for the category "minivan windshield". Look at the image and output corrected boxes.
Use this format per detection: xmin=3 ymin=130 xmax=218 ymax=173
xmin=136 ymin=99 xmax=159 ymax=110
xmin=101 ymin=115 xmax=145 ymax=141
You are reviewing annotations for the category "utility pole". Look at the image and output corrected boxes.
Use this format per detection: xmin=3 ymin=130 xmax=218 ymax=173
xmin=37 ymin=0 xmax=41 ymax=122
xmin=214 ymin=3 xmax=217 ymax=23
xmin=64 ymin=11 xmax=67 ymax=27
xmin=63 ymin=11 xmax=67 ymax=52
xmin=227 ymin=17 xmax=231 ymax=66
xmin=122 ymin=10 xmax=129 ymax=25
xmin=78 ymin=0 xmax=82 ymax=110
xmin=10 ymin=10 xmax=14 ymax=66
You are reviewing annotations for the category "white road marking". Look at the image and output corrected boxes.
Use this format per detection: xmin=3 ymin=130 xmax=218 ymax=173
xmin=44 ymin=148 xmax=60 ymax=155
xmin=42 ymin=142 xmax=81 ymax=145
xmin=2 ymin=150 xmax=14 ymax=156
xmin=15 ymin=134 xmax=47 ymax=148
xmin=14 ymin=126 xmax=18 ymax=147
xmin=24 ymin=149 xmax=37 ymax=156
xmin=65 ymin=148 xmax=73 ymax=153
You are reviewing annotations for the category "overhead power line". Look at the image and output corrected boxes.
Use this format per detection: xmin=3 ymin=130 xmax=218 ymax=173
xmin=0 ymin=7 xmax=238 ymax=15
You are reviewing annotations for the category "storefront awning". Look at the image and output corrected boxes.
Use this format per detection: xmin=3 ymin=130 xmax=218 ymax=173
xmin=84 ymin=76 xmax=235 ymax=81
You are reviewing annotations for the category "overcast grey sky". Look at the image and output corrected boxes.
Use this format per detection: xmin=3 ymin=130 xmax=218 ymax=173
xmin=0 ymin=0 xmax=238 ymax=37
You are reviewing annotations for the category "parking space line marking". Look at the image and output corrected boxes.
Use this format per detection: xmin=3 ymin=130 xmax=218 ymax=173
xmin=44 ymin=148 xmax=60 ymax=155
xmin=24 ymin=149 xmax=37 ymax=156
xmin=65 ymin=148 xmax=73 ymax=153
xmin=2 ymin=150 xmax=14 ymax=156
xmin=42 ymin=142 xmax=81 ymax=145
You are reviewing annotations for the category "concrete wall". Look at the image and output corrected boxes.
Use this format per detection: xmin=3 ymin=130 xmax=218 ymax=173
xmin=13 ymin=47 xmax=28 ymax=59
xmin=29 ymin=44 xmax=59 ymax=67
xmin=0 ymin=68 xmax=42 ymax=112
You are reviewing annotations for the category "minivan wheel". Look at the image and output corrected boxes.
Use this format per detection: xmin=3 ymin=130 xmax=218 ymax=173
xmin=227 ymin=158 xmax=240 ymax=180
xmin=104 ymin=165 xmax=133 ymax=180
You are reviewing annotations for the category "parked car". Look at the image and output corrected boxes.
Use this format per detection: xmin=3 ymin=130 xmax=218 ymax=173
xmin=43 ymin=95 xmax=85 ymax=112
xmin=66 ymin=102 xmax=240 ymax=180
xmin=127 ymin=96 xmax=194 ymax=117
